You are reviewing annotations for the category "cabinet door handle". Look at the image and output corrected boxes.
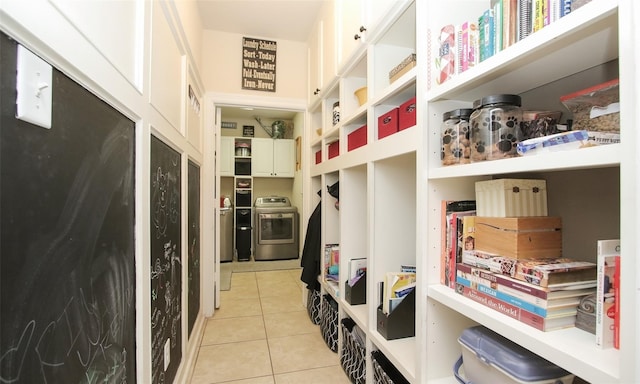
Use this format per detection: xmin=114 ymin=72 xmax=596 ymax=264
xmin=314 ymin=88 xmax=320 ymax=95
xmin=354 ymin=26 xmax=366 ymax=40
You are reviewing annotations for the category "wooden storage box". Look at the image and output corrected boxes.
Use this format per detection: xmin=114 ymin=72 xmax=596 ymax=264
xmin=475 ymin=178 xmax=548 ymax=217
xmin=348 ymin=124 xmax=367 ymax=151
xmin=378 ymin=108 xmax=399 ymax=139
xmin=475 ymin=216 xmax=562 ymax=259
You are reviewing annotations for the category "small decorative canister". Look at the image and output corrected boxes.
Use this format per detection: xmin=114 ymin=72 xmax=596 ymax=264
xmin=441 ymin=108 xmax=473 ymax=166
xmin=332 ymin=101 xmax=340 ymax=126
xmin=470 ymin=94 xmax=522 ymax=161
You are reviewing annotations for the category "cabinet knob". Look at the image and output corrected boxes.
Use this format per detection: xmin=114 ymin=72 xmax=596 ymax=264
xmin=359 ymin=26 xmax=366 ymax=33
xmin=314 ymin=88 xmax=320 ymax=95
xmin=354 ymin=34 xmax=361 ymax=40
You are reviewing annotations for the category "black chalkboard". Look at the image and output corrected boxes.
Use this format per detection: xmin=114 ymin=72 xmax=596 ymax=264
xmin=150 ymin=135 xmax=182 ymax=384
xmin=0 ymin=33 xmax=136 ymax=383
xmin=187 ymin=160 xmax=201 ymax=337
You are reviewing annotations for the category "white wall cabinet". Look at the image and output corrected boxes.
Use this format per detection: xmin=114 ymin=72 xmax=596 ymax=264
xmin=307 ymin=0 xmax=639 ymax=383
xmin=220 ymin=136 xmax=234 ymax=176
xmin=335 ymin=0 xmax=365 ymax=73
xmin=252 ymin=138 xmax=295 ymax=178
xmin=308 ymin=1 xmax=337 ymax=104
xmin=308 ymin=18 xmax=322 ymax=103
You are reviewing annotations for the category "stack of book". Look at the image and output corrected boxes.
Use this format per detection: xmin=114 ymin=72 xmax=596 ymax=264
xmin=456 ymin=254 xmax=597 ymax=331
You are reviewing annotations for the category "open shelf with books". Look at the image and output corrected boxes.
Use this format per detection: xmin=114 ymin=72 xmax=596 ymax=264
xmin=422 ymin=1 xmax=637 ymax=383
xmin=307 ymin=0 xmax=637 ymax=383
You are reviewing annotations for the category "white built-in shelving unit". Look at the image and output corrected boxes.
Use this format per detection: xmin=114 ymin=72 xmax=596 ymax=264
xmin=307 ymin=0 xmax=638 ymax=383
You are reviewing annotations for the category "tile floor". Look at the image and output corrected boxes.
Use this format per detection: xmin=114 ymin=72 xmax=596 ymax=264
xmin=189 ymin=268 xmax=351 ymax=384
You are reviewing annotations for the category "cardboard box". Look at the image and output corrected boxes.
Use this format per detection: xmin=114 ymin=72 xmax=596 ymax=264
xmin=315 ymin=149 xmax=322 ymax=164
xmin=328 ymin=140 xmax=339 ymax=159
xmin=398 ymin=97 xmax=416 ymax=131
xmin=348 ymin=125 xmax=367 ymax=151
xmin=475 ymin=216 xmax=562 ymax=259
xmin=378 ymin=108 xmax=399 ymax=140
xmin=456 ymin=326 xmax=574 ymax=384
xmin=475 ymin=179 xmax=548 ymax=217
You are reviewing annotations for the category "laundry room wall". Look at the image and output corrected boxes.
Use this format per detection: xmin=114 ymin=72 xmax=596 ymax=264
xmin=200 ymin=30 xmax=308 ymax=100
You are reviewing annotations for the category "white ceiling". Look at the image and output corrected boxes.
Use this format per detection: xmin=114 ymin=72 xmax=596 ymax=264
xmin=196 ymin=0 xmax=324 ymax=43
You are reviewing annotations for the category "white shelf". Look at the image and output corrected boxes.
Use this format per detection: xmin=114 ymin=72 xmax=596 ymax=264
xmin=341 ymin=301 xmax=368 ymax=332
xmin=370 ymin=332 xmax=416 ymax=383
xmin=429 ymin=285 xmax=620 ymax=383
xmin=429 ymin=143 xmax=620 ymax=179
xmin=322 ymin=279 xmax=340 ymax=301
xmin=311 ymin=125 xmax=419 ymax=176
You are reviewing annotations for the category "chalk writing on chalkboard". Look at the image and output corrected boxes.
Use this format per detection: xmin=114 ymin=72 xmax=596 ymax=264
xmin=150 ymin=135 xmax=182 ymax=384
xmin=188 ymin=160 xmax=201 ymax=337
xmin=1 ymin=33 xmax=136 ymax=384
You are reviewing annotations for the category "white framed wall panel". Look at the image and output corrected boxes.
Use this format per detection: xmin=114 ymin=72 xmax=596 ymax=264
xmin=187 ymin=65 xmax=203 ymax=152
xmin=149 ymin=0 xmax=184 ymax=133
xmin=49 ymin=0 xmax=144 ymax=90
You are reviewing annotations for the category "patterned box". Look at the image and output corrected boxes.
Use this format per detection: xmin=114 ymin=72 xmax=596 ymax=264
xmin=475 ymin=178 xmax=548 ymax=217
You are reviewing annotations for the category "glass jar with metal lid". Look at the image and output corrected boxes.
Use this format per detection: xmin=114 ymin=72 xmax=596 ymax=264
xmin=470 ymin=94 xmax=523 ymax=161
xmin=441 ymin=108 xmax=473 ymax=166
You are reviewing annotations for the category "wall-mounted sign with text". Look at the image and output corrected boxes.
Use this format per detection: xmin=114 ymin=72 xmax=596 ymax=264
xmin=242 ymin=37 xmax=277 ymax=92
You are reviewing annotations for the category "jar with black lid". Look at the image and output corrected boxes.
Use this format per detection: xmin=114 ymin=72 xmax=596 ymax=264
xmin=441 ymin=108 xmax=473 ymax=166
xmin=470 ymin=94 xmax=522 ymax=161
xmin=332 ymin=101 xmax=340 ymax=126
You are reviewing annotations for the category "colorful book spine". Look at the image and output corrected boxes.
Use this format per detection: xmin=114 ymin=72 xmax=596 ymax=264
xmin=503 ymin=0 xmax=518 ymax=48
xmin=479 ymin=9 xmax=495 ymax=62
xmin=449 ymin=210 xmax=476 ymax=288
xmin=560 ymin=0 xmax=572 ymax=17
xmin=468 ymin=22 xmax=479 ymax=68
xmin=596 ymin=239 xmax=620 ymax=349
xmin=518 ymin=0 xmax=533 ymax=41
xmin=440 ymin=200 xmax=476 ymax=286
xmin=436 ymin=24 xmax=456 ymax=84
xmin=533 ymin=0 xmax=546 ymax=32
xmin=458 ymin=22 xmax=469 ymax=73
xmin=458 ymin=263 xmax=550 ymax=300
xmin=455 ymin=284 xmax=571 ymax=332
xmin=492 ymin=0 xmax=504 ymax=52
xmin=614 ymin=250 xmax=621 ymax=349
xmin=457 ymin=275 xmax=552 ymax=317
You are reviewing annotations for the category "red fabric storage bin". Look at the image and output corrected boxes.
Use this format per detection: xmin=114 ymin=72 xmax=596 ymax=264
xmin=348 ymin=125 xmax=367 ymax=151
xmin=328 ymin=140 xmax=340 ymax=159
xmin=378 ymin=108 xmax=399 ymax=139
xmin=315 ymin=149 xmax=322 ymax=164
xmin=399 ymin=97 xmax=416 ymax=131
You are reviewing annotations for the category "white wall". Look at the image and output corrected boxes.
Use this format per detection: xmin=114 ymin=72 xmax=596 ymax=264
xmin=201 ymin=29 xmax=308 ymax=100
